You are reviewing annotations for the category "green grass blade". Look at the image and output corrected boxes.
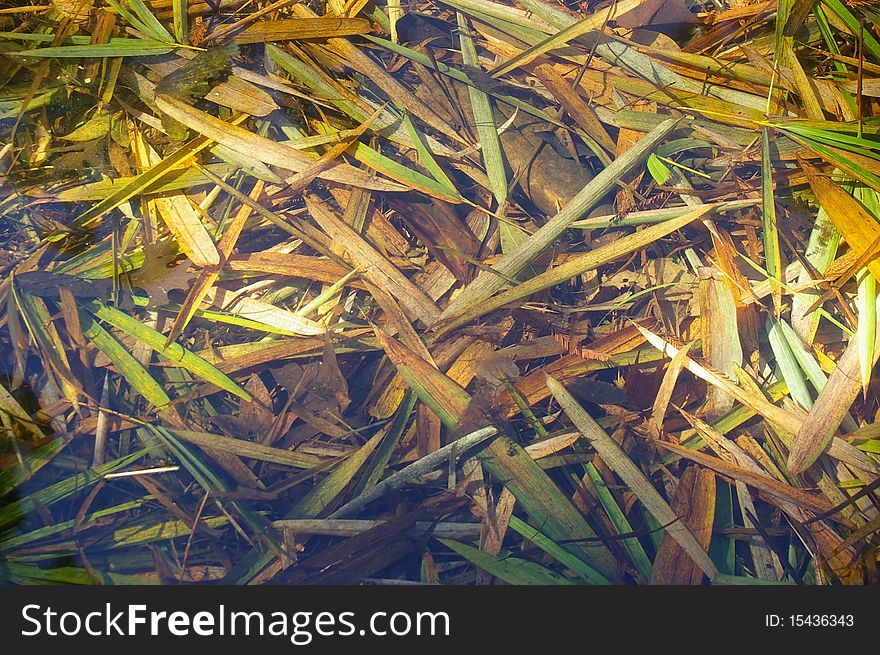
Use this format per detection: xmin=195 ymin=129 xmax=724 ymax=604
xmin=374 ymin=330 xmax=618 ymax=575
xmin=498 ymin=221 xmax=532 ymax=262
xmin=401 ymin=111 xmax=459 ymax=193
xmin=440 ymin=539 xmax=578 ymax=585
xmin=713 ymin=573 xmax=795 ymax=585
xmin=0 ymin=437 xmax=64 ymax=499
xmin=13 ymin=290 xmax=81 ymax=403
xmin=1 ymin=562 xmax=157 ymax=585
xmin=1 ymin=499 xmax=145 ymax=551
xmin=9 ymin=40 xmax=174 ymax=58
xmin=150 ymin=426 xmax=281 ymax=551
xmin=355 ymin=392 xmax=416 ymax=494
xmin=290 ymin=432 xmax=382 ymax=518
xmin=79 ymin=310 xmax=172 ymax=409
xmin=766 ymin=316 xmax=814 ymax=410
xmin=822 ymin=0 xmax=880 ymax=60
xmin=477 ymin=436 xmax=618 ymax=574
xmin=112 ymin=515 xmax=229 ymax=548
xmin=814 ymin=4 xmax=858 ymax=115
xmin=508 ymin=515 xmax=611 ymax=584
xmin=0 ymin=450 xmax=147 ymax=530
xmin=487 ymin=10 xmax=597 ymax=79
xmin=72 ymin=133 xmax=219 ymax=228
xmin=172 ymin=0 xmax=188 ymax=44
xmin=362 ymin=35 xmax=570 ymax=130
xmin=762 ymin=129 xmax=783 ymax=314
xmin=169 ymin=429 xmax=321 ymax=469
xmin=107 ymin=0 xmax=174 ymax=43
xmin=709 ymin=482 xmax=736 ymax=575
xmin=456 ymin=12 xmax=508 ymax=205
xmin=783 ymin=132 xmax=880 ymax=192
xmin=346 ymin=140 xmax=464 ymax=203
xmin=264 ymin=44 xmax=418 ymax=150
xmin=582 ymin=462 xmax=653 ymax=582
xmin=774 ymin=319 xmax=857 ymax=436
xmin=436 ymin=117 xmax=681 ymax=324
xmin=775 ymin=124 xmax=880 ymax=154
xmin=434 ymin=204 xmax=708 ymax=337
xmin=790 ymin=203 xmax=840 ymax=343
xmin=85 ymin=300 xmax=252 ymax=401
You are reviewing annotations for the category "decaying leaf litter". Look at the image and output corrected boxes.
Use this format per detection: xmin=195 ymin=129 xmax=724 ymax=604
xmin=0 ymin=0 xmax=879 ymax=585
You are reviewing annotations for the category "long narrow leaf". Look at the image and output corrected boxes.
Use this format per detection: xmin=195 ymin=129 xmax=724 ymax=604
xmin=79 ymin=311 xmax=172 ymax=409
xmin=457 ymin=12 xmax=508 ymax=205
xmin=547 ymin=375 xmax=719 ymax=582
xmin=85 ymin=300 xmax=251 ymax=401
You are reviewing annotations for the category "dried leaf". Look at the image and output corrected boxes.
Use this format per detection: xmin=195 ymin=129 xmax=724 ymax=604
xmin=649 ymin=466 xmax=716 ymax=585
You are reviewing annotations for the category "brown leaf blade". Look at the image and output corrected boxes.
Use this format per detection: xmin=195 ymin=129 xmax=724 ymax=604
xmin=649 ymin=466 xmax=716 ymax=585
xmin=788 ymin=322 xmax=880 ymax=473
xmin=233 ymin=18 xmax=371 ymax=44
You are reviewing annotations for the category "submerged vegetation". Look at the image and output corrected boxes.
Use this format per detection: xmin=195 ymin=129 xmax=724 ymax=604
xmin=0 ymin=0 xmax=879 ymax=585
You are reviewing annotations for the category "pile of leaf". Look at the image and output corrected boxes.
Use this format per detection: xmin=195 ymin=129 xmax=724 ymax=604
xmin=0 ymin=0 xmax=879 ymax=585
